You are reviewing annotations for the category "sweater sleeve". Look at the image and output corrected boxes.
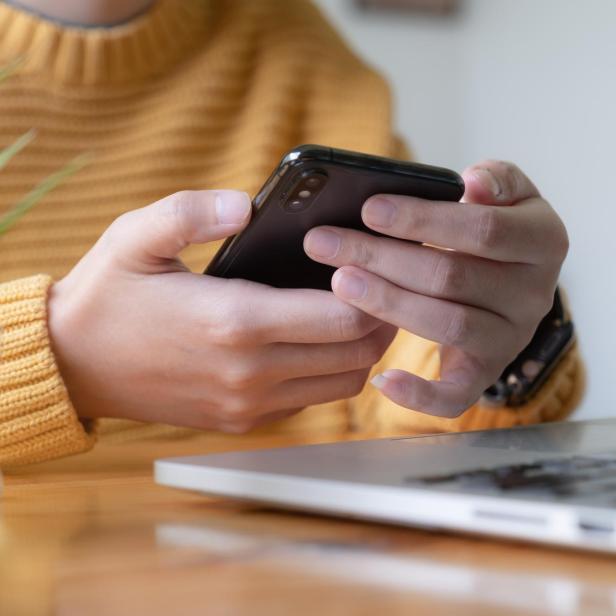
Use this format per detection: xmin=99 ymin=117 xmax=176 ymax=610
xmin=0 ymin=275 xmax=96 ymax=467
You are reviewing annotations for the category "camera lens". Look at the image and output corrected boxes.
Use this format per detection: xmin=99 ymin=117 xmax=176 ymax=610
xmin=283 ymin=169 xmax=326 ymax=213
xmin=286 ymin=199 xmax=304 ymax=211
xmin=305 ymin=176 xmax=322 ymax=188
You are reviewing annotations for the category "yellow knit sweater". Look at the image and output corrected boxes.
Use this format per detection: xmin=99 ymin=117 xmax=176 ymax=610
xmin=0 ymin=0 xmax=582 ymax=467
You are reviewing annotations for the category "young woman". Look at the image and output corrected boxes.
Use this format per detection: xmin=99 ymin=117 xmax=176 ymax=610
xmin=0 ymin=0 xmax=581 ymax=466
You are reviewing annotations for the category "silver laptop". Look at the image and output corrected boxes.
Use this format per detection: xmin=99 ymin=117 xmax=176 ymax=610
xmin=155 ymin=418 xmax=616 ymax=554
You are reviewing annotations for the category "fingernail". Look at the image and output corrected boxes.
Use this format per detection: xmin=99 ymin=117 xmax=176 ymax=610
xmin=215 ymin=191 xmax=251 ymax=225
xmin=370 ymin=374 xmax=389 ymax=390
xmin=363 ymin=198 xmax=397 ymax=228
xmin=305 ymin=229 xmax=341 ymax=258
xmin=473 ymin=168 xmax=503 ymax=200
xmin=335 ymin=271 xmax=367 ymax=300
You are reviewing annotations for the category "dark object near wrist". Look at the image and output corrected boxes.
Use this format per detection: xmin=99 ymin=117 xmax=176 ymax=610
xmin=482 ymin=287 xmax=575 ymax=407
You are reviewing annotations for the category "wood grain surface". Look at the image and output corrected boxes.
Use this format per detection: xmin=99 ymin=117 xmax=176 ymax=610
xmin=1 ymin=434 xmax=615 ymax=616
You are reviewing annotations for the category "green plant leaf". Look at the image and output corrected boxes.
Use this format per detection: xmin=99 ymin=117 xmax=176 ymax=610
xmin=0 ymin=129 xmax=37 ymax=171
xmin=0 ymin=56 xmax=24 ymax=84
xmin=0 ymin=153 xmax=91 ymax=236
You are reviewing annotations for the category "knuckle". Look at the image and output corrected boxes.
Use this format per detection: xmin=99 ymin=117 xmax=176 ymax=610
xmin=364 ymin=333 xmax=389 ymax=365
xmin=552 ymin=220 xmax=570 ymax=261
xmin=220 ymin=395 xmax=255 ymax=422
xmin=534 ymin=290 xmax=556 ymax=321
xmin=222 ymin=360 xmax=261 ymax=391
xmin=107 ymin=210 xmax=132 ymax=233
xmin=449 ymin=401 xmax=471 ymax=418
xmin=409 ymin=382 xmax=431 ymax=411
xmin=517 ymin=327 xmax=536 ymax=354
xmin=475 ymin=208 xmax=505 ymax=251
xmin=345 ymin=369 xmax=371 ymax=398
xmin=103 ymin=211 xmax=134 ymax=247
xmin=370 ymin=284 xmax=396 ymax=321
xmin=353 ymin=334 xmax=386 ymax=368
xmin=515 ymin=296 xmax=546 ymax=332
xmin=431 ymin=254 xmax=466 ymax=298
xmin=332 ymin=307 xmax=374 ymax=341
xmin=443 ymin=307 xmax=472 ymax=347
xmin=351 ymin=239 xmax=377 ymax=269
xmin=516 ymin=275 xmax=558 ymax=328
xmin=211 ymin=307 xmax=252 ymax=346
xmin=509 ymin=313 xmax=540 ymax=352
xmin=402 ymin=204 xmax=429 ymax=237
xmin=161 ymin=190 xmax=195 ymax=235
xmin=165 ymin=190 xmax=194 ymax=214
xmin=219 ymin=419 xmax=255 ymax=434
xmin=435 ymin=386 xmax=477 ymax=417
xmin=98 ymin=212 xmax=144 ymax=264
xmin=461 ymin=385 xmax=483 ymax=412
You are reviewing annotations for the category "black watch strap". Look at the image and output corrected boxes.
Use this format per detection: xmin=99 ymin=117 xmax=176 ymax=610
xmin=482 ymin=287 xmax=575 ymax=407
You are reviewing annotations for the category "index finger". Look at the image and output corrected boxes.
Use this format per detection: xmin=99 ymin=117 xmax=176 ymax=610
xmin=361 ymin=195 xmax=563 ymax=265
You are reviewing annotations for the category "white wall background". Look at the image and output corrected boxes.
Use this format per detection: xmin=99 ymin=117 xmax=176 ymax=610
xmin=315 ymin=0 xmax=616 ymax=419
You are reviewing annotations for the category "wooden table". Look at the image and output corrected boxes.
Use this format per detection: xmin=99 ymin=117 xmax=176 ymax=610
xmin=2 ymin=435 xmax=616 ymax=616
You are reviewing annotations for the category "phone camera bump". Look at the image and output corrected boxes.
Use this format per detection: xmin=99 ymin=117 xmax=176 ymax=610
xmin=305 ymin=176 xmax=322 ymax=188
xmin=286 ymin=199 xmax=305 ymax=212
xmin=283 ymin=169 xmax=327 ymax=213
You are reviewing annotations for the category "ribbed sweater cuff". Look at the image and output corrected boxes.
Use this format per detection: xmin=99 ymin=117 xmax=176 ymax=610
xmin=0 ymin=275 xmax=96 ymax=467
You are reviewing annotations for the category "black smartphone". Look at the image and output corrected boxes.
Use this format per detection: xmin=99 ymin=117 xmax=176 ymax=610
xmin=205 ymin=144 xmax=464 ymax=290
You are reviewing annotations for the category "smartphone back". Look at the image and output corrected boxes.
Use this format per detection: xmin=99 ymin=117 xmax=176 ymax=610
xmin=206 ymin=145 xmax=464 ymax=291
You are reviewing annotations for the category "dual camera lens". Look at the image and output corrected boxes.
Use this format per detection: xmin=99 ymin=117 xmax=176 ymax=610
xmin=284 ymin=170 xmax=327 ymax=212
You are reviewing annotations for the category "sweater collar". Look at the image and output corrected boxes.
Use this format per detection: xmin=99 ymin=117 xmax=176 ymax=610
xmin=0 ymin=0 xmax=211 ymax=85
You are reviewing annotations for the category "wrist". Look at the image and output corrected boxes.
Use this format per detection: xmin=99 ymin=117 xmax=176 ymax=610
xmin=482 ymin=287 xmax=575 ymax=407
xmin=47 ymin=279 xmax=94 ymax=420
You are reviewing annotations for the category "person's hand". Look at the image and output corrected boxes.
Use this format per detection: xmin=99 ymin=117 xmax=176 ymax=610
xmin=304 ymin=160 xmax=568 ymax=417
xmin=48 ymin=190 xmax=397 ymax=433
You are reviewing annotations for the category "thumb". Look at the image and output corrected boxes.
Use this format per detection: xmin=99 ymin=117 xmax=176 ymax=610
xmin=109 ymin=190 xmax=251 ymax=265
xmin=462 ymin=160 xmax=540 ymax=206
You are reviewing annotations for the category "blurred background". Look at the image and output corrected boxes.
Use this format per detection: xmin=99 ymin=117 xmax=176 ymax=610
xmin=315 ymin=0 xmax=616 ymax=420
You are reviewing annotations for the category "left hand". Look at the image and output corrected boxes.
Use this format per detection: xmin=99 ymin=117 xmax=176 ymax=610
xmin=304 ymin=160 xmax=569 ymax=417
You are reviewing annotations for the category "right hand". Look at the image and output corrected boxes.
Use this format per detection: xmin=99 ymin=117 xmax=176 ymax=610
xmin=48 ymin=190 xmax=397 ymax=433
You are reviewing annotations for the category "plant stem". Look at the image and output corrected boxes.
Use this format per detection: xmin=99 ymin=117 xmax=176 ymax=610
xmin=0 ymin=129 xmax=37 ymax=171
xmin=0 ymin=153 xmax=91 ymax=236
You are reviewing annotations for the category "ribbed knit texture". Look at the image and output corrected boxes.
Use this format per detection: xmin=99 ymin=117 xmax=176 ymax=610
xmin=0 ymin=0 xmax=583 ymax=466
xmin=0 ymin=275 xmax=96 ymax=463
